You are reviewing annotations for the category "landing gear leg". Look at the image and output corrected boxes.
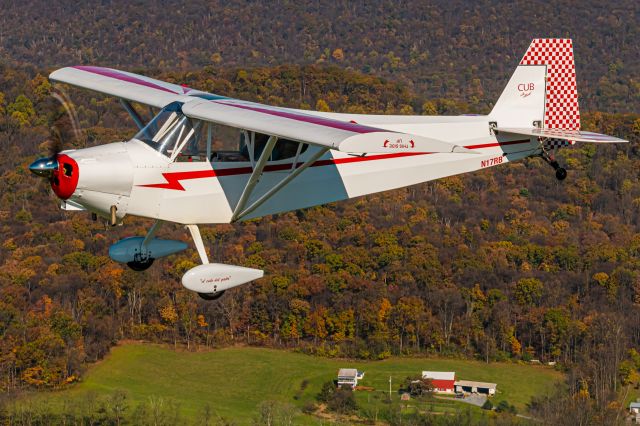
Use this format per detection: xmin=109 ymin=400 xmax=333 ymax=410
xmin=125 ymin=220 xmax=162 ymax=271
xmin=186 ymin=224 xmax=209 ymax=264
xmin=540 ymin=146 xmax=567 ymax=181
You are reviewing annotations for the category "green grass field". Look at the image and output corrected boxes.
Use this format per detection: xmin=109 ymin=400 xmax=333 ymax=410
xmin=21 ymin=343 xmax=562 ymax=424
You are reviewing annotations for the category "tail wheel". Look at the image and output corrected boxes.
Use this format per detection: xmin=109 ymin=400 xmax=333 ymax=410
xmin=126 ymin=258 xmax=154 ymax=271
xmin=555 ymin=168 xmax=567 ymax=181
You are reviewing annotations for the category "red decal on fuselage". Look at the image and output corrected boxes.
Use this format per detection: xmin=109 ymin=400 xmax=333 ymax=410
xmin=138 ymin=170 xmax=216 ymax=190
xmin=138 ymin=139 xmax=532 ymax=191
xmin=480 ymin=156 xmax=504 ymax=168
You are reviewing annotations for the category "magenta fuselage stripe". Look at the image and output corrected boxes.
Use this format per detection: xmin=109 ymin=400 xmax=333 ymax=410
xmin=214 ymin=100 xmax=382 ymax=134
xmin=73 ymin=66 xmax=179 ymax=95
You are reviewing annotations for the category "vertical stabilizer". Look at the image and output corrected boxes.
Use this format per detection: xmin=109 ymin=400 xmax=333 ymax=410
xmin=490 ymin=39 xmax=581 ymax=132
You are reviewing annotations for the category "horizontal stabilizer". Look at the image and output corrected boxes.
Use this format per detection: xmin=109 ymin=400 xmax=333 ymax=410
xmin=497 ymin=127 xmax=628 ymax=143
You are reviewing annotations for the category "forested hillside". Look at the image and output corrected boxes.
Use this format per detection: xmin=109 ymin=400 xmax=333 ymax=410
xmin=0 ymin=0 xmax=638 ymax=113
xmin=0 ymin=1 xmax=639 ymax=423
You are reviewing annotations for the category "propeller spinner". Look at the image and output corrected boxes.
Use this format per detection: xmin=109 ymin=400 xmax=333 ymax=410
xmin=29 ymin=153 xmax=79 ymax=200
xmin=29 ymin=156 xmax=59 ymax=178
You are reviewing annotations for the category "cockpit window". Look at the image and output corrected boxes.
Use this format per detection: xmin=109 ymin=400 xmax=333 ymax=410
xmin=207 ymin=128 xmax=308 ymax=163
xmin=134 ymin=102 xmax=205 ymax=160
xmin=135 ymin=102 xmax=309 ymax=163
xmin=237 ymin=132 xmax=308 ymax=162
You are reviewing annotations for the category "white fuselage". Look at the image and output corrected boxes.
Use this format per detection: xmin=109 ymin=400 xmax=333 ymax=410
xmin=65 ymin=113 xmax=539 ymax=224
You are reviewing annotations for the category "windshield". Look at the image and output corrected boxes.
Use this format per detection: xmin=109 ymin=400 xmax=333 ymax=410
xmin=134 ymin=102 xmax=204 ymax=160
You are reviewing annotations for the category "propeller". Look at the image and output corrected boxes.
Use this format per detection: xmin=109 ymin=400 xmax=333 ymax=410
xmin=29 ymin=87 xmax=82 ymax=180
xmin=51 ymin=89 xmax=82 ymax=146
xmin=47 ymin=129 xmax=63 ymax=158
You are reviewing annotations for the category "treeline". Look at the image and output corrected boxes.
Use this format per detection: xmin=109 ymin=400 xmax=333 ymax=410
xmin=0 ymin=391 xmax=284 ymax=426
xmin=0 ymin=392 xmax=495 ymax=426
xmin=0 ymin=0 xmax=638 ymax=113
xmin=0 ymin=62 xmax=640 ymax=422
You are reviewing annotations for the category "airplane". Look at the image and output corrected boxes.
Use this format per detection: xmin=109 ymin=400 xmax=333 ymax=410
xmin=28 ymin=38 xmax=628 ymax=300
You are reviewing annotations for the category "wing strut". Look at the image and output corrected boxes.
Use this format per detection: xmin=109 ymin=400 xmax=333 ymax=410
xmin=186 ymin=224 xmax=209 ymax=264
xmin=231 ymin=135 xmax=278 ymax=222
xmin=206 ymin=123 xmax=213 ymax=161
xmin=233 ymin=147 xmax=329 ymax=222
xmin=120 ymin=99 xmax=146 ymax=130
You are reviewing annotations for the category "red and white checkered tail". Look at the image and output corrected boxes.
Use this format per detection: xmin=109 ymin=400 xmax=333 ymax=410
xmin=490 ymin=39 xmax=581 ymax=147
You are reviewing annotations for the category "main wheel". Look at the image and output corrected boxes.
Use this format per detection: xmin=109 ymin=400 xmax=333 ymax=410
xmin=555 ymin=168 xmax=567 ymax=181
xmin=198 ymin=291 xmax=226 ymax=301
xmin=126 ymin=258 xmax=154 ymax=271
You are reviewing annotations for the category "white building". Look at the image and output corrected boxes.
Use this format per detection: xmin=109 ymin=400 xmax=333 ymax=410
xmin=337 ymin=368 xmax=364 ymax=388
xmin=454 ymin=380 xmax=497 ymax=396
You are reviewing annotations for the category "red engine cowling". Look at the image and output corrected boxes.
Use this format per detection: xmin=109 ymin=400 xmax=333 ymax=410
xmin=51 ymin=154 xmax=79 ymax=200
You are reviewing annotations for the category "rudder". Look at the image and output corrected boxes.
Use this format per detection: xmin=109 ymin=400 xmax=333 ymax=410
xmin=490 ymin=38 xmax=581 ymax=134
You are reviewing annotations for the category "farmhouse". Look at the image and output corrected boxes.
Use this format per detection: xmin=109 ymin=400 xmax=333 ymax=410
xmin=454 ymin=380 xmax=497 ymax=396
xmin=422 ymin=371 xmax=455 ymax=393
xmin=630 ymin=402 xmax=640 ymax=423
xmin=337 ymin=368 xmax=364 ymax=388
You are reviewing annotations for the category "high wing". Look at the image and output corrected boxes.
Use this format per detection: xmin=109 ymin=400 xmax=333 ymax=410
xmin=496 ymin=127 xmax=628 ymax=143
xmin=181 ymin=99 xmax=474 ymax=154
xmin=49 ymin=66 xmax=475 ymax=155
xmin=49 ymin=66 xmax=195 ymax=108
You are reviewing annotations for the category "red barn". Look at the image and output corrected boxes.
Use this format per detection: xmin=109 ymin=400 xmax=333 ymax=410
xmin=422 ymin=371 xmax=456 ymax=393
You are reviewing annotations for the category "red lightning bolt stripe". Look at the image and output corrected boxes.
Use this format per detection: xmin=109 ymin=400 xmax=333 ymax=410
xmin=137 ymin=170 xmax=217 ymax=191
xmin=137 ymin=138 xmax=532 ymax=191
